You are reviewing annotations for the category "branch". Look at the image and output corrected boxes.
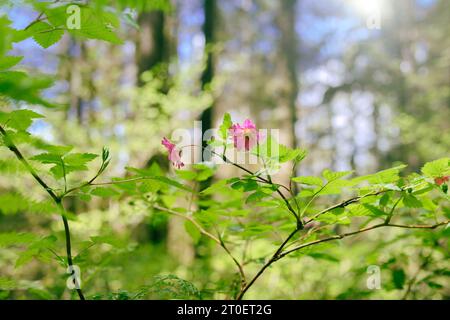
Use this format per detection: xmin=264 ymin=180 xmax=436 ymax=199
xmin=212 ymin=150 xmax=302 ymax=227
xmin=279 ymin=220 xmax=449 ymax=259
xmin=236 ymin=227 xmax=300 ymax=300
xmin=236 ymin=219 xmax=448 ymax=300
xmin=0 ymin=125 xmax=85 ymax=300
xmin=304 ymin=189 xmax=390 ymax=226
xmin=152 ymin=204 xmax=246 ymax=287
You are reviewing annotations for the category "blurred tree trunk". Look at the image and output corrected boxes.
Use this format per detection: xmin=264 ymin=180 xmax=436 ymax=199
xmin=199 ymin=0 xmax=216 ymax=165
xmin=279 ymin=0 xmax=299 ymax=150
xmin=66 ymin=38 xmax=84 ymax=125
xmin=275 ymin=0 xmax=300 ymax=190
xmin=135 ymin=10 xmax=168 ymax=86
xmin=136 ymin=6 xmax=194 ymax=264
xmin=198 ymin=0 xmax=217 ymax=197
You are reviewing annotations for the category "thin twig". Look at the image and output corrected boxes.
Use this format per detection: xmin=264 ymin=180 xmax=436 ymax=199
xmin=236 ymin=219 xmax=448 ymax=300
xmin=0 ymin=125 xmax=85 ymax=300
xmin=279 ymin=220 xmax=449 ymax=259
xmin=236 ymin=227 xmax=300 ymax=300
xmin=304 ymin=189 xmax=390 ymax=225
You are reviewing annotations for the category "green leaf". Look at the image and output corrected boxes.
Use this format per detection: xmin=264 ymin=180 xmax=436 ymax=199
xmin=0 ymin=109 xmax=44 ymax=131
xmin=219 ymin=112 xmax=232 ymax=140
xmin=352 ymin=165 xmax=407 ymax=185
xmin=348 ymin=204 xmax=373 ymax=217
xmin=316 ymin=212 xmax=351 ymax=225
xmin=318 ymin=179 xmax=353 ymax=195
xmin=392 ymin=269 xmax=406 ymax=289
xmin=425 ymin=281 xmax=443 ymax=289
xmin=91 ymin=187 xmax=119 ymax=197
xmin=29 ymin=153 xmax=62 ymax=165
xmin=0 ymin=277 xmax=17 ymax=290
xmin=246 ymin=191 xmax=268 ymax=204
xmin=175 ymin=170 xmax=197 ymax=180
xmin=154 ymin=176 xmax=192 ymax=192
xmin=0 ymin=55 xmax=23 ymax=70
xmin=30 ymin=152 xmax=98 ymax=178
xmin=402 ymin=194 xmax=423 ymax=208
xmin=421 ymin=158 xmax=450 ymax=178
xmin=278 ymin=145 xmax=305 ymax=163
xmin=45 ymin=5 xmax=68 ymax=27
xmin=308 ymin=252 xmax=339 ymax=263
xmin=63 ymin=153 xmax=98 ymax=166
xmin=90 ymin=235 xmax=126 ymax=248
xmin=0 ymin=71 xmax=57 ymax=108
xmin=200 ymin=179 xmax=228 ymax=195
xmin=39 ymin=144 xmax=73 ymax=156
xmin=15 ymin=235 xmax=57 ymax=268
xmin=278 ymin=145 xmax=296 ymax=163
xmin=0 ymin=232 xmax=37 ymax=247
xmin=29 ymin=21 xmax=64 ymax=48
xmin=242 ymin=179 xmax=259 ymax=192
xmin=322 ymin=169 xmax=353 ymax=182
xmin=362 ymin=204 xmax=386 ymax=217
xmin=184 ymin=220 xmax=201 ymax=244
xmin=292 ymin=176 xmax=323 ymax=186
xmin=68 ymin=7 xmax=123 ymax=44
xmin=0 ymin=193 xmax=29 ymax=215
xmin=379 ymin=193 xmax=390 ymax=206
xmin=330 ymin=207 xmax=344 ymax=215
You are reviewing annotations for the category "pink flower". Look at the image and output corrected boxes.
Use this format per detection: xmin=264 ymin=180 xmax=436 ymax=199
xmin=161 ymin=137 xmax=184 ymax=169
xmin=229 ymin=119 xmax=264 ymax=151
xmin=435 ymin=176 xmax=449 ymax=186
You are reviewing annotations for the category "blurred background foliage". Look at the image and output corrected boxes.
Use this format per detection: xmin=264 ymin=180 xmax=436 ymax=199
xmin=0 ymin=0 xmax=449 ymax=299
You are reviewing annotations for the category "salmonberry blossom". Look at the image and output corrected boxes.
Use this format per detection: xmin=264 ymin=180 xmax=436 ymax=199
xmin=161 ymin=137 xmax=184 ymax=169
xmin=434 ymin=176 xmax=449 ymax=186
xmin=229 ymin=119 xmax=264 ymax=151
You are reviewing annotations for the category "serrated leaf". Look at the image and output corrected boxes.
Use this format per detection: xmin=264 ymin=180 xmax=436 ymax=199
xmin=322 ymin=169 xmax=353 ymax=182
xmin=0 ymin=109 xmax=44 ymax=131
xmin=277 ymin=146 xmax=307 ymax=163
xmin=352 ymin=165 xmax=407 ymax=185
xmin=348 ymin=204 xmax=373 ymax=217
xmin=68 ymin=7 xmax=123 ymax=44
xmin=29 ymin=21 xmax=64 ymax=48
xmin=63 ymin=153 xmax=98 ymax=166
xmin=29 ymin=153 xmax=61 ymax=164
xmin=292 ymin=176 xmax=323 ymax=186
xmin=0 ymin=55 xmax=23 ymax=70
xmin=421 ymin=158 xmax=450 ymax=178
xmin=91 ymin=187 xmax=119 ymax=197
xmin=362 ymin=204 xmax=386 ymax=216
xmin=402 ymin=194 xmax=422 ymax=208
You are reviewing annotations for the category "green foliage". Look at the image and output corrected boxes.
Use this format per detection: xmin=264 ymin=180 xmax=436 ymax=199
xmin=28 ymin=21 xmax=64 ymax=49
xmin=219 ymin=112 xmax=232 ymax=140
xmin=0 ymin=0 xmax=448 ymax=301
xmin=421 ymin=158 xmax=450 ymax=178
